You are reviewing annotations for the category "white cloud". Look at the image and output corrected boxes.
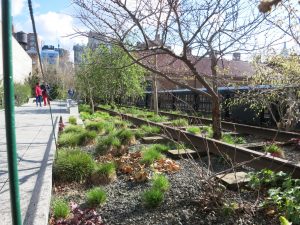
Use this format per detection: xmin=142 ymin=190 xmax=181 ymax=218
xmin=15 ymin=11 xmax=87 ymax=61
xmin=12 ymin=0 xmax=26 ymax=16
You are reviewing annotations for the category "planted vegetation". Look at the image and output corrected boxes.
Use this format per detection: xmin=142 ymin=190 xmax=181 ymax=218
xmin=171 ymin=118 xmax=189 ymax=127
xmin=187 ymin=126 xmax=201 ymax=135
xmin=142 ymin=174 xmax=170 ymax=208
xmin=264 ymin=144 xmax=285 ymax=158
xmin=91 ymin=162 xmax=116 ymax=185
xmin=86 ymin=187 xmax=107 ymax=207
xmin=68 ymin=116 xmax=77 ymax=125
xmin=58 ymin=129 xmax=96 ymax=147
xmin=221 ymin=133 xmax=246 ymax=145
xmin=53 ymin=148 xmax=94 ymax=183
xmin=141 ymin=147 xmax=163 ymax=165
xmin=52 ymin=199 xmax=70 ymax=219
xmin=248 ymin=169 xmax=300 ymax=224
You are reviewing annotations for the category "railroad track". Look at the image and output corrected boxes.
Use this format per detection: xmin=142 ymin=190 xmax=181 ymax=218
xmin=97 ymin=106 xmax=300 ymax=178
xmin=156 ymin=111 xmax=300 ymax=141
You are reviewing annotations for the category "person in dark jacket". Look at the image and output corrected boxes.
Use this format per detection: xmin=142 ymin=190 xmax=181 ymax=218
xmin=40 ymin=82 xmax=49 ymax=106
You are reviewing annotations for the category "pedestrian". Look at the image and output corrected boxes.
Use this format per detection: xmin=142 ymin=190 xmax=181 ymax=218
xmin=40 ymin=82 xmax=49 ymax=106
xmin=35 ymin=82 xmax=42 ymax=107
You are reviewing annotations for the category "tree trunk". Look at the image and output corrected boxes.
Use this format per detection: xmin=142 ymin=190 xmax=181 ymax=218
xmin=152 ymin=74 xmax=159 ymax=114
xmin=210 ymin=51 xmax=222 ymax=139
xmin=212 ymin=96 xmax=222 ymax=139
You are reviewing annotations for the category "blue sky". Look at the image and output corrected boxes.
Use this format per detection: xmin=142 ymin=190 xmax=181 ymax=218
xmin=12 ymin=0 xmax=87 ymax=60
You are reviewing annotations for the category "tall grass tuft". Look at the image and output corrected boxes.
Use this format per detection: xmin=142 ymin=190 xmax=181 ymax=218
xmin=68 ymin=116 xmax=77 ymax=125
xmin=86 ymin=187 xmax=107 ymax=207
xmin=52 ymin=199 xmax=70 ymax=219
xmin=53 ymin=148 xmax=94 ymax=183
xmin=141 ymin=148 xmax=163 ymax=165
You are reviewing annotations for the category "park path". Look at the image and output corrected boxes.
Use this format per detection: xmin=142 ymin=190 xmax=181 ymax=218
xmin=0 ymin=100 xmax=70 ymax=225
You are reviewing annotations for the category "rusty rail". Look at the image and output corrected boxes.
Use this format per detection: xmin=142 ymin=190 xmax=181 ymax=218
xmin=97 ymin=106 xmax=300 ymax=178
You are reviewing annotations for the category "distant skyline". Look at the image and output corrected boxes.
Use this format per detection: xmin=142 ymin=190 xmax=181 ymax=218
xmin=12 ymin=0 xmax=87 ymax=61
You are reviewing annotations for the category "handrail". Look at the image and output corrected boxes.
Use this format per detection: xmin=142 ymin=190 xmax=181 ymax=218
xmin=1 ymin=1 xmax=22 ymax=224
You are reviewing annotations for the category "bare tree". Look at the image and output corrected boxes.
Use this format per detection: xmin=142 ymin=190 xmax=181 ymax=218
xmin=73 ymin=0 xmax=268 ymax=139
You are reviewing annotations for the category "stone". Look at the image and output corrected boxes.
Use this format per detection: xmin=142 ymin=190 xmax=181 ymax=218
xmin=167 ymin=149 xmax=197 ymax=159
xmin=141 ymin=136 xmax=167 ymax=144
xmin=216 ymin=171 xmax=250 ymax=189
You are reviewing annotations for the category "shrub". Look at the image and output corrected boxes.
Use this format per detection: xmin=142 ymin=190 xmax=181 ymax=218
xmin=52 ymin=199 xmax=70 ymax=219
xmin=187 ymin=126 xmax=201 ymax=134
xmin=264 ymin=144 xmax=285 ymax=158
xmin=14 ymin=82 xmax=31 ymax=106
xmin=68 ymin=116 xmax=77 ymax=125
xmin=53 ymin=148 xmax=95 ymax=182
xmin=141 ymin=148 xmax=163 ymax=165
xmin=171 ymin=119 xmax=189 ymax=127
xmin=58 ymin=130 xmax=96 ymax=147
xmin=142 ymin=188 xmax=164 ymax=208
xmin=79 ymin=104 xmax=92 ymax=113
xmin=152 ymin=174 xmax=170 ymax=192
xmin=86 ymin=187 xmax=107 ymax=207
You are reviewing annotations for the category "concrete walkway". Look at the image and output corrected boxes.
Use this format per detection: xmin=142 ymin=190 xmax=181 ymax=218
xmin=0 ymin=100 xmax=69 ymax=225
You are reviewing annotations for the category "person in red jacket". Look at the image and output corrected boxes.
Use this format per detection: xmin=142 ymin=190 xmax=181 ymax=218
xmin=35 ymin=82 xmax=42 ymax=107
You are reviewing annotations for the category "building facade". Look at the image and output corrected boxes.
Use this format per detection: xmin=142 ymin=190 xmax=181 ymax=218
xmin=0 ymin=23 xmax=32 ymax=83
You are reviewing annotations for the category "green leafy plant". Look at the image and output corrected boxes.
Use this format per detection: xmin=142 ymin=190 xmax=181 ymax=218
xmin=86 ymin=187 xmax=107 ymax=207
xmin=247 ymin=169 xmax=288 ymax=189
xmin=187 ymin=126 xmax=201 ymax=134
xmin=14 ymin=82 xmax=31 ymax=106
xmin=171 ymin=118 xmax=189 ymax=127
xmin=52 ymin=199 xmax=70 ymax=219
xmin=53 ymin=148 xmax=95 ymax=183
xmin=142 ymin=188 xmax=164 ymax=208
xmin=264 ymin=144 xmax=285 ymax=158
xmin=152 ymin=174 xmax=170 ymax=192
xmin=280 ymin=216 xmax=292 ymax=225
xmin=68 ymin=116 xmax=77 ymax=125
xmin=141 ymin=148 xmax=163 ymax=165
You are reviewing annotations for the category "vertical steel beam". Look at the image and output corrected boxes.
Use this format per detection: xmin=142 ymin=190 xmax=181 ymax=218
xmin=1 ymin=0 xmax=22 ymax=224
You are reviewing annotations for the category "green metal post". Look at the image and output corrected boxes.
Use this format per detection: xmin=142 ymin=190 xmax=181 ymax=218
xmin=1 ymin=0 xmax=22 ymax=224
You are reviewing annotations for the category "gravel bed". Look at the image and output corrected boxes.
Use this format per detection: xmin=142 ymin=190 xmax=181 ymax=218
xmin=53 ymin=156 xmax=278 ymax=225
